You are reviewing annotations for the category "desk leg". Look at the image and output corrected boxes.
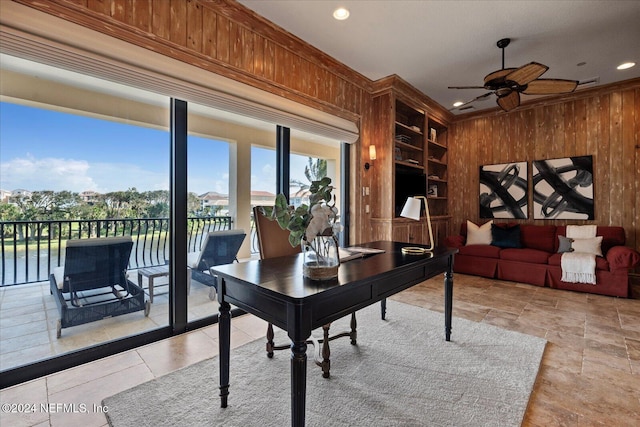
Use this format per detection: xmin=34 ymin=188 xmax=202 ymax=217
xmin=291 ymin=340 xmax=307 ymax=427
xmin=219 ymin=300 xmax=231 ymax=408
xmin=444 ymin=268 xmax=453 ymax=342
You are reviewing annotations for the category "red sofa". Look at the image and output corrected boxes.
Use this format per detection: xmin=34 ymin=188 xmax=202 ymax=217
xmin=444 ymin=223 xmax=640 ymax=297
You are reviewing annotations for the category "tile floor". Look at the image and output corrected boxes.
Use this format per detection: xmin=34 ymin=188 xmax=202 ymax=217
xmin=1 ymin=273 xmax=639 ymax=426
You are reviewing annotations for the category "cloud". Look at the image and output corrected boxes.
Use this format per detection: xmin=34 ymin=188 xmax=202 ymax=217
xmin=0 ymin=155 xmax=168 ymax=193
xmin=1 ymin=156 xmax=97 ymax=191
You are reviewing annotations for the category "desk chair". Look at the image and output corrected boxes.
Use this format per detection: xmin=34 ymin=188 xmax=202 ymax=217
xmin=254 ymin=206 xmax=360 ymax=378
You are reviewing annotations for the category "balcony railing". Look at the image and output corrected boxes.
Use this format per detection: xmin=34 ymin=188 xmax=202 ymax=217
xmin=0 ymin=216 xmax=232 ymax=286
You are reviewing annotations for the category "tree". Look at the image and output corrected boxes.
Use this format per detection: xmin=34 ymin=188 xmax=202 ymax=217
xmin=291 ymin=157 xmax=327 ymax=196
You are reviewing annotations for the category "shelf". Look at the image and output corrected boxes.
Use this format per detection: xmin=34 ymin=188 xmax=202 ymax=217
xmin=428 ymin=158 xmax=447 ymax=166
xmin=428 ymin=140 xmax=447 ymax=150
xmin=396 ymin=121 xmax=423 ymax=135
xmin=395 ymin=160 xmax=424 ymax=170
xmin=395 ymin=141 xmax=423 ymax=152
xmin=428 ymin=177 xmax=447 ymax=183
xmin=427 ymin=196 xmax=448 ymax=200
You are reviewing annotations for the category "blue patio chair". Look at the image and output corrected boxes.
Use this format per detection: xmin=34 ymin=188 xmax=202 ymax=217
xmin=49 ymin=236 xmax=149 ymax=338
xmin=187 ymin=229 xmax=246 ymax=300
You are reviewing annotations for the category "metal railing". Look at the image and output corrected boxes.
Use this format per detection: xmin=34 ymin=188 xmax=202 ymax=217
xmin=0 ymin=216 xmax=232 ymax=286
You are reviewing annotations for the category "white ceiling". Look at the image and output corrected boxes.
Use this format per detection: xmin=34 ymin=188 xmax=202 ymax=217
xmin=238 ymin=0 xmax=640 ymax=114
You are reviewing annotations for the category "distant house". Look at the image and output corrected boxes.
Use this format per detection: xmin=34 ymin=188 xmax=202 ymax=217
xmin=80 ymin=191 xmax=100 ymax=204
xmin=11 ymin=189 xmax=32 ymax=198
xmin=250 ymin=190 xmax=276 ymax=207
xmin=0 ymin=189 xmax=10 ymax=203
xmin=199 ymin=191 xmax=228 ymax=210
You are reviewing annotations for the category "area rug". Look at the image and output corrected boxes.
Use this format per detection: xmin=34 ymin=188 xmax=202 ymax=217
xmin=104 ymin=300 xmax=546 ymax=426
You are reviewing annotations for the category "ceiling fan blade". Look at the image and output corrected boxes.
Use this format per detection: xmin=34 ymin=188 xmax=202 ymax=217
xmin=484 ymin=68 xmax=517 ymax=87
xmin=496 ymin=90 xmax=520 ymax=111
xmin=448 ymin=86 xmax=486 ymax=89
xmin=450 ymin=92 xmax=493 ymax=110
xmin=523 ymin=79 xmax=579 ymax=94
xmin=506 ymin=62 xmax=548 ymax=86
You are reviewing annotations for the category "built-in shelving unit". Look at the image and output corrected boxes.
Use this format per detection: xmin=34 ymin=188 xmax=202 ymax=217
xmin=368 ymin=79 xmax=451 ymax=247
xmin=426 ymin=118 xmax=448 ymax=216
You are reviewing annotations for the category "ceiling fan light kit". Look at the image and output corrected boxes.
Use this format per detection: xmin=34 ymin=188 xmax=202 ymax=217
xmin=449 ymin=38 xmax=578 ymax=112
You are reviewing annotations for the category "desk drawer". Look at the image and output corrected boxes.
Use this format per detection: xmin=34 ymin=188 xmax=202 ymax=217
xmin=313 ymin=285 xmax=372 ymax=325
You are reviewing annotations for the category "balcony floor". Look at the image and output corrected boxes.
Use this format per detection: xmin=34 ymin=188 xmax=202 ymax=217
xmin=0 ymin=271 xmax=226 ymax=372
xmin=1 ymin=273 xmax=640 ymax=426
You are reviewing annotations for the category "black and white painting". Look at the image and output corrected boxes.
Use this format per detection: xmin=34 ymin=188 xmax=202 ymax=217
xmin=479 ymin=161 xmax=528 ymax=219
xmin=532 ymin=155 xmax=594 ymax=219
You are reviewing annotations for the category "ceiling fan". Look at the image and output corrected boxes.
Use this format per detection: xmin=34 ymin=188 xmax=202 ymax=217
xmin=449 ymin=38 xmax=578 ymax=112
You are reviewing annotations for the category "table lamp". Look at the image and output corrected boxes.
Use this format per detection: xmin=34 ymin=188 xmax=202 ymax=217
xmin=399 ymin=196 xmax=434 ymax=254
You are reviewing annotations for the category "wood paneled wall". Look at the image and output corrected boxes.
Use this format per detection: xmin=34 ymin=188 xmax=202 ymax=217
xmin=449 ymin=80 xmax=640 ymax=252
xmin=14 ymin=0 xmax=369 ymax=122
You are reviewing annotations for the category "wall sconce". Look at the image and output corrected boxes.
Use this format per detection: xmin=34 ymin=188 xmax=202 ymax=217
xmin=364 ymin=145 xmax=377 ymax=170
xmin=399 ymin=196 xmax=434 ymax=253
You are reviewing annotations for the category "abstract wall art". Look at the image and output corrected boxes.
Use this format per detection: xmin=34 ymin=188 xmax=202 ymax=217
xmin=479 ymin=161 xmax=528 ymax=219
xmin=532 ymin=155 xmax=594 ymax=220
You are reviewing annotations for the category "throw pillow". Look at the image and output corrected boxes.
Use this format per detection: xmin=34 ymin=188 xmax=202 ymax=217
xmin=572 ymin=236 xmax=603 ymax=256
xmin=557 ymin=235 xmax=603 ymax=256
xmin=557 ymin=236 xmax=574 ymax=253
xmin=465 ymin=220 xmax=493 ymax=245
xmin=491 ymin=224 xmax=521 ymax=248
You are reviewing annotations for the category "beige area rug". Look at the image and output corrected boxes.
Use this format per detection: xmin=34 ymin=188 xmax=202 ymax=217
xmin=104 ymin=300 xmax=546 ymax=426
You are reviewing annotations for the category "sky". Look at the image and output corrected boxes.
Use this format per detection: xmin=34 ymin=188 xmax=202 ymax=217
xmin=0 ymin=103 xmax=317 ymax=196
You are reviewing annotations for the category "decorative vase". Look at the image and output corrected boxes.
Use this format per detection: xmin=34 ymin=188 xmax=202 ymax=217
xmin=302 ymin=234 xmax=340 ymax=280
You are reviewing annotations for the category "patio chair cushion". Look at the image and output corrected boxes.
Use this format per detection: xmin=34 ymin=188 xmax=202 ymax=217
xmin=188 ymin=229 xmax=246 ymax=271
xmin=53 ymin=266 xmax=65 ymax=289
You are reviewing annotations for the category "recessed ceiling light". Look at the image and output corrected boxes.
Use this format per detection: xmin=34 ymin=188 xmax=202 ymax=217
xmin=617 ymin=62 xmax=635 ymax=70
xmin=333 ymin=7 xmax=350 ymax=20
xmin=453 ymin=101 xmax=464 ymax=107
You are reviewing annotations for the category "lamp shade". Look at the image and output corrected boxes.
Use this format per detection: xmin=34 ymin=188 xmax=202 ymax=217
xmin=400 ymin=197 xmax=421 ymax=220
xmin=369 ymin=145 xmax=377 ymax=161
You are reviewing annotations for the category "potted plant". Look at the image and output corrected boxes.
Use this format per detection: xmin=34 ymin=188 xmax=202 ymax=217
xmin=261 ymin=177 xmax=342 ymax=280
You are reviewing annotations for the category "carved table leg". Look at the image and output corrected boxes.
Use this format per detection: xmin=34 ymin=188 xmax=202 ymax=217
xmin=320 ymin=324 xmax=331 ymax=378
xmin=218 ymin=299 xmax=231 ymax=408
xmin=266 ymin=323 xmax=275 ymax=358
xmin=350 ymin=312 xmax=357 ymax=345
xmin=444 ymin=267 xmax=454 ymax=342
xmin=291 ymin=340 xmax=307 ymax=427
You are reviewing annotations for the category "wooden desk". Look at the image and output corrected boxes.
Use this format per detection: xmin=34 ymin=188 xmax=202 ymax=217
xmin=211 ymin=241 xmax=457 ymax=427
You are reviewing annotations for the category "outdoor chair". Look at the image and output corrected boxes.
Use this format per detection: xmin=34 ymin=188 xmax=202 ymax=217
xmin=49 ymin=236 xmax=149 ymax=338
xmin=187 ymin=229 xmax=246 ymax=300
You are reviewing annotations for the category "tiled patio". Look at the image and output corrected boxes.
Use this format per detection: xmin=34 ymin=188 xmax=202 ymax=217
xmin=0 ymin=272 xmax=222 ymax=372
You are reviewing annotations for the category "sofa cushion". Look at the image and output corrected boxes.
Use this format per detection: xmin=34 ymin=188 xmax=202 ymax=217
xmin=491 ymin=224 xmax=521 ymax=248
xmin=557 ymin=236 xmax=574 ymax=253
xmin=555 ymin=226 xmax=625 ymax=254
xmin=465 ymin=220 xmax=493 ymax=245
xmin=458 ymin=244 xmax=501 ymax=259
xmin=521 ymin=225 xmax=556 ymax=252
xmin=572 ymin=236 xmax=603 ymax=256
xmin=548 ymin=252 xmax=610 ymax=271
xmin=500 ymin=248 xmax=550 ymax=264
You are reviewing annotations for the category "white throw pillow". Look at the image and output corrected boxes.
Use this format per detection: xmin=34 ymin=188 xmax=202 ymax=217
xmin=571 ymin=236 xmax=603 ymax=256
xmin=466 ymin=220 xmax=493 ymax=245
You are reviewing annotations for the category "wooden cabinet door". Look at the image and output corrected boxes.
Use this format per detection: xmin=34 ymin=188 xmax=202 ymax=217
xmin=393 ymin=223 xmax=424 ymax=244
